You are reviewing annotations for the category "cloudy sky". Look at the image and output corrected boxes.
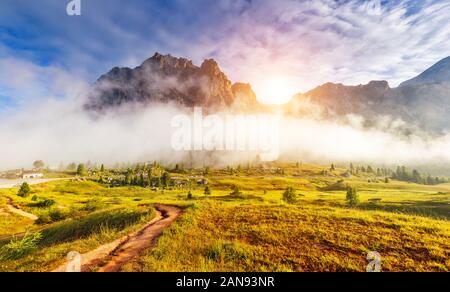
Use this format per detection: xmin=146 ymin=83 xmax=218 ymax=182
xmin=0 ymin=0 xmax=449 ymax=107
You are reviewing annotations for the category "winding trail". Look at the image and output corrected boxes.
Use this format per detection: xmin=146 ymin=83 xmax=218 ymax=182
xmin=6 ymin=198 xmax=38 ymax=221
xmin=52 ymin=204 xmax=182 ymax=272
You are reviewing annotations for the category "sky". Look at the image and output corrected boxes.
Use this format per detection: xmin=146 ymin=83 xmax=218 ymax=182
xmin=0 ymin=0 xmax=449 ymax=107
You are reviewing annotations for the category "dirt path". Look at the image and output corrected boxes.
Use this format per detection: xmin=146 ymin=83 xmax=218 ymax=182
xmin=6 ymin=198 xmax=38 ymax=221
xmin=52 ymin=204 xmax=182 ymax=272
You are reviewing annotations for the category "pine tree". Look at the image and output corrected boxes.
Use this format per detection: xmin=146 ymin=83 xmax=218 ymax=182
xmin=283 ymin=187 xmax=298 ymax=204
xmin=77 ymin=164 xmax=86 ymax=176
xmin=18 ymin=182 xmax=31 ymax=197
xmin=412 ymin=170 xmax=422 ymax=183
xmin=161 ymin=172 xmax=171 ymax=189
xmin=346 ymin=187 xmax=359 ymax=207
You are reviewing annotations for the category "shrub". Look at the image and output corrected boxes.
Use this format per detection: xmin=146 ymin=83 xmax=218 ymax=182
xmin=283 ymin=187 xmax=298 ymax=204
xmin=36 ymin=213 xmax=51 ymax=225
xmin=230 ymin=185 xmax=243 ymax=197
xmin=0 ymin=232 xmax=42 ymax=260
xmin=49 ymin=208 xmax=66 ymax=222
xmin=18 ymin=183 xmax=31 ymax=197
xmin=35 ymin=208 xmax=67 ymax=225
xmin=33 ymin=199 xmax=56 ymax=208
xmin=346 ymin=187 xmax=360 ymax=207
xmin=187 ymin=191 xmax=193 ymax=200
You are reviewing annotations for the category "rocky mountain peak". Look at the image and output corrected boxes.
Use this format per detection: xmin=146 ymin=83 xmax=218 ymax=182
xmin=200 ymin=59 xmax=221 ymax=76
xmin=367 ymin=80 xmax=390 ymax=90
xmin=85 ymin=53 xmax=259 ymax=112
xmin=141 ymin=52 xmax=196 ymax=73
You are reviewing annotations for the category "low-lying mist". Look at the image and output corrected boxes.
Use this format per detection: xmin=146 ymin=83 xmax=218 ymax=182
xmin=1 ymin=88 xmax=450 ymax=173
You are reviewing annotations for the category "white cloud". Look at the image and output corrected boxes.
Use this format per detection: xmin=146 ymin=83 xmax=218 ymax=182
xmin=190 ymin=0 xmax=450 ymax=97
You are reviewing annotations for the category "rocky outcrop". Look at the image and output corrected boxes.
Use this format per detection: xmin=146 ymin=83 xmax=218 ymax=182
xmin=85 ymin=53 xmax=259 ymax=112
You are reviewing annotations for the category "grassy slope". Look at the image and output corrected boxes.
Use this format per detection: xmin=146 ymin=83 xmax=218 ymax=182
xmin=0 ymin=192 xmax=35 ymax=236
xmin=0 ymin=163 xmax=449 ymax=272
xmin=0 ymin=181 xmax=157 ymax=272
xmin=124 ymin=201 xmax=450 ymax=272
xmin=123 ymin=164 xmax=450 ymax=272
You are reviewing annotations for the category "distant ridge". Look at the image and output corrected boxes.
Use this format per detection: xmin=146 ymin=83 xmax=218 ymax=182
xmin=400 ymin=56 xmax=450 ymax=87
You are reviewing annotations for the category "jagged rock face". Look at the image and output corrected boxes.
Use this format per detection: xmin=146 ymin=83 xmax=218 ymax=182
xmin=231 ymin=82 xmax=259 ymax=109
xmin=86 ymin=53 xmax=450 ymax=134
xmin=85 ymin=53 xmax=258 ymax=112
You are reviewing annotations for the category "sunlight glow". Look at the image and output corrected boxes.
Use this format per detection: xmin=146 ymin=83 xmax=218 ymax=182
xmin=254 ymin=76 xmax=298 ymax=105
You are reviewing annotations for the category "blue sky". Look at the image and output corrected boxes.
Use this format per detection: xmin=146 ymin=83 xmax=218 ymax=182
xmin=0 ymin=0 xmax=449 ymax=108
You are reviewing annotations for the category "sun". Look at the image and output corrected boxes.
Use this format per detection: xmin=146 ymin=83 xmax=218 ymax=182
xmin=254 ymin=76 xmax=297 ymax=105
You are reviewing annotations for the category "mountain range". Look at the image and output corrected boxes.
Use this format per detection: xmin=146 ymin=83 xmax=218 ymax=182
xmin=85 ymin=53 xmax=260 ymax=113
xmin=291 ymin=57 xmax=450 ymax=133
xmin=85 ymin=53 xmax=450 ymax=133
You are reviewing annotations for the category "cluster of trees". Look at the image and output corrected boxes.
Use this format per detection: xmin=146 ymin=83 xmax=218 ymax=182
xmin=391 ymin=166 xmax=449 ymax=185
xmin=108 ymin=168 xmax=173 ymax=189
xmin=349 ymin=164 xmax=392 ymax=177
xmin=347 ymin=163 xmax=449 ymax=185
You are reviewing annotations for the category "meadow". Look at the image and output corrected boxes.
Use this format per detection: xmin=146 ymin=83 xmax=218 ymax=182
xmin=0 ymin=163 xmax=448 ymax=272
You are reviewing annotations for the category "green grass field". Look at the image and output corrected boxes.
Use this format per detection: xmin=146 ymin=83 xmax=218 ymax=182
xmin=0 ymin=163 xmax=449 ymax=272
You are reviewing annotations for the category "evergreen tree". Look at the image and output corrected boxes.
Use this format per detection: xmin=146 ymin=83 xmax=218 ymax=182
xmin=346 ymin=187 xmax=359 ymax=207
xmin=77 ymin=164 xmax=86 ymax=176
xmin=140 ymin=173 xmax=145 ymax=187
xmin=125 ymin=169 xmax=133 ymax=185
xmin=161 ymin=172 xmax=171 ymax=189
xmin=377 ymin=168 xmax=382 ymax=177
xmin=187 ymin=191 xmax=193 ymax=200
xmin=283 ymin=187 xmax=298 ymax=204
xmin=18 ymin=182 xmax=31 ymax=197
xmin=412 ymin=170 xmax=422 ymax=183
